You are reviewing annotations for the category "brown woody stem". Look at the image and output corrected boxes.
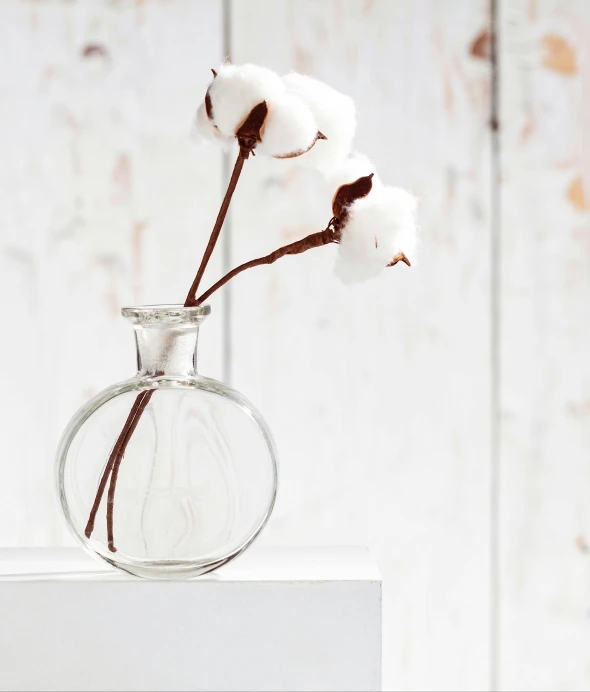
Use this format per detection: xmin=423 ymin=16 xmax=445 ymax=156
xmin=84 ymin=391 xmax=151 ymax=539
xmin=196 ymin=224 xmax=339 ymax=306
xmin=106 ymin=388 xmax=156 ymax=552
xmin=184 ymin=148 xmax=249 ymax=307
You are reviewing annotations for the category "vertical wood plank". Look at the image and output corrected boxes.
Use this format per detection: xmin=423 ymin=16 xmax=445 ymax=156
xmin=0 ymin=0 xmax=224 ymax=544
xmin=499 ymin=1 xmax=590 ymax=689
xmin=227 ymin=1 xmax=493 ymax=688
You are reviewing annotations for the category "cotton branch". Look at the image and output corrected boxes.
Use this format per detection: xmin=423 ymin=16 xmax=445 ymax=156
xmin=196 ymin=223 xmax=340 ymax=305
xmin=184 ymin=102 xmax=269 ymax=306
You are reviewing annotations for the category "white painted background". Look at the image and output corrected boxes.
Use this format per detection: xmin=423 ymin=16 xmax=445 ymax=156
xmin=0 ymin=1 xmax=589 ymax=690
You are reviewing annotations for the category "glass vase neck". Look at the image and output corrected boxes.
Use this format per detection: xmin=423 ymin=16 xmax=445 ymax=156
xmin=122 ymin=304 xmax=211 ymax=378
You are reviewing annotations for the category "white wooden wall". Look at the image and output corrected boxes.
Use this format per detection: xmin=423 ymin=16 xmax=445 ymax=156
xmin=500 ymin=1 xmax=590 ymax=690
xmin=0 ymin=1 xmax=589 ymax=690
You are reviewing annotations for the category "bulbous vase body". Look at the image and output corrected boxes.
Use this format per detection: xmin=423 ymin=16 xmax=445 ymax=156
xmin=56 ymin=305 xmax=277 ymax=579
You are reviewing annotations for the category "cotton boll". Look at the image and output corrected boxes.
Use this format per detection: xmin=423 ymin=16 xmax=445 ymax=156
xmin=207 ymin=63 xmax=286 ymax=137
xmin=192 ymin=102 xmax=233 ymax=150
xmin=327 ymin=152 xmax=383 ymax=196
xmin=335 ymin=186 xmax=418 ymax=284
xmin=256 ymin=94 xmax=319 ymax=158
xmin=283 ymin=72 xmax=356 ymax=174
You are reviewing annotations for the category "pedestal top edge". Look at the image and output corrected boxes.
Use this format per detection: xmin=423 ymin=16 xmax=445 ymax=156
xmin=0 ymin=546 xmax=382 ymax=583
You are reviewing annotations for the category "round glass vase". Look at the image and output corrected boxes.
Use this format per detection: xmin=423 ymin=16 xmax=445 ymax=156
xmin=56 ymin=305 xmax=278 ymax=579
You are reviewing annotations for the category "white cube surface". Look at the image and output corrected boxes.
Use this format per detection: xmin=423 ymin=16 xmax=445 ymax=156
xmin=0 ymin=547 xmax=381 ymax=692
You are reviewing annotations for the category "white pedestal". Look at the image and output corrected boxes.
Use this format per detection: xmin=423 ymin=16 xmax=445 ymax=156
xmin=0 ymin=547 xmax=381 ymax=692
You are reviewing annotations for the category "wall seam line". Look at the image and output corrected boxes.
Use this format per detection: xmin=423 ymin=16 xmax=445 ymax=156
xmin=490 ymin=0 xmax=501 ymax=689
xmin=221 ymin=0 xmax=233 ymax=384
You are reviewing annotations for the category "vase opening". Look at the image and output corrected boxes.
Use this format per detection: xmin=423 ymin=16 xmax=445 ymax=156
xmin=121 ymin=304 xmax=211 ymax=326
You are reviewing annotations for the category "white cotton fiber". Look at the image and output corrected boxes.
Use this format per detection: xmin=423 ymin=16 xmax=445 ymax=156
xmin=192 ymin=102 xmax=233 ymax=150
xmin=256 ymin=94 xmax=319 ymax=158
xmin=283 ymin=72 xmax=356 ymax=174
xmin=335 ymin=186 xmax=418 ymax=284
xmin=207 ymin=63 xmax=286 ymax=137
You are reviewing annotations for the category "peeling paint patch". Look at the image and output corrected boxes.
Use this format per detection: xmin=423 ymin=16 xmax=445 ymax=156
xmin=528 ymin=0 xmax=538 ymax=21
xmin=443 ymin=71 xmax=454 ymax=114
xmin=363 ymin=0 xmax=374 ymax=14
xmin=542 ymin=34 xmax=577 ymax=75
xmin=566 ymin=175 xmax=590 ymax=211
xmin=132 ymin=220 xmax=146 ymax=303
xmin=469 ymin=30 xmax=490 ymax=61
xmin=112 ymin=154 xmax=131 ymax=204
xmin=81 ymin=44 xmax=109 ymax=60
xmin=567 ymin=398 xmax=590 ymax=417
xmin=293 ymin=45 xmax=313 ymax=74
xmin=520 ymin=119 xmax=535 ymax=143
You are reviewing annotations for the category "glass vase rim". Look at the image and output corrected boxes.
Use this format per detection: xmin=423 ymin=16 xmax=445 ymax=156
xmin=121 ymin=303 xmax=211 ymax=327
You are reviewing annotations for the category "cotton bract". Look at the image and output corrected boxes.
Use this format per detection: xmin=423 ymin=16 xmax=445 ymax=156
xmin=327 ymin=153 xmax=383 ymax=197
xmin=206 ymin=63 xmax=285 ymax=138
xmin=283 ymin=72 xmax=356 ymax=174
xmin=335 ymin=186 xmax=418 ymax=284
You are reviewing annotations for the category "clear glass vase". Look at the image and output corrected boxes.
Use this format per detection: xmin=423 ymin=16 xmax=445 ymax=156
xmin=56 ymin=305 xmax=278 ymax=579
